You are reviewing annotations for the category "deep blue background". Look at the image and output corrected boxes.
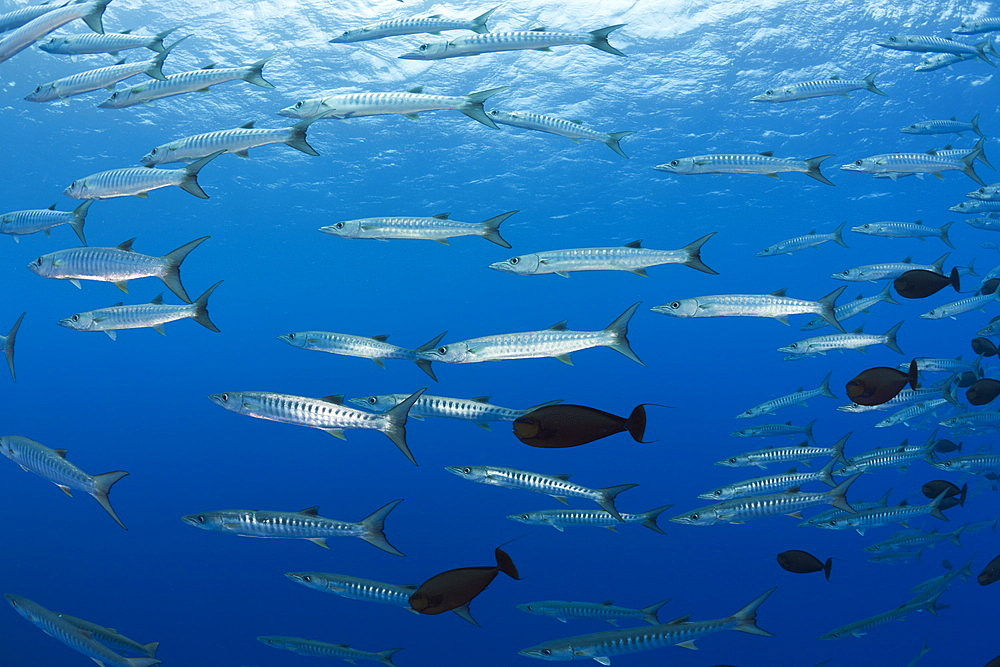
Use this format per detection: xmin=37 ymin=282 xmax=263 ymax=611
xmin=1 ymin=0 xmax=999 ymax=665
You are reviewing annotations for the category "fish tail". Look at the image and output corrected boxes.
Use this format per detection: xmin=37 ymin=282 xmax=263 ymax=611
xmin=495 ymin=546 xmax=520 ymax=579
xmin=942 ymin=379 xmax=960 ymax=407
xmin=637 ymin=505 xmax=673 ymax=534
xmin=359 ymin=499 xmax=405 ymax=556
xmin=640 ymin=598 xmax=671 ymax=624
xmin=452 ymin=605 xmax=480 ymax=626
xmin=947 ymin=266 xmax=961 ymax=294
xmin=81 ymin=0 xmax=112 ymax=33
xmin=179 ymin=149 xmax=225 ymax=199
xmin=471 ymin=6 xmax=498 ymax=33
xmin=970 ymin=112 xmax=984 ymax=138
xmin=603 ymin=302 xmax=645 ymax=365
xmin=147 ymin=35 xmax=189 ymax=81
xmin=383 ymin=388 xmax=426 ymax=465
xmin=823 ymin=557 xmax=833 ymax=581
xmin=878 ymin=281 xmax=900 ymax=305
xmin=68 ymin=199 xmax=92 ymax=245
xmin=958 ymin=484 xmax=968 ymax=508
xmin=974 ymin=38 xmax=996 ymax=65
xmin=952 ymin=523 xmax=966 ymax=546
xmin=827 ymin=473 xmax=861 ymax=514
xmin=150 ymin=26 xmax=181 ymax=52
xmin=91 ymin=470 xmax=130 ymax=530
xmin=960 ymin=148 xmax=986 ymax=185
xmin=934 ymin=220 xmax=955 ymax=249
xmin=931 ymin=252 xmax=951 ymax=275
xmin=832 ymin=221 xmax=849 ymax=248
xmin=804 ymin=418 xmax=817 ymax=444
xmin=830 ymin=430 xmax=850 ymax=464
xmin=460 ymin=86 xmax=510 ymax=128
xmin=413 ymin=331 xmax=446 ymax=381
xmin=604 ymin=130 xmax=634 ymax=158
xmin=863 ymin=72 xmax=887 ymax=96
xmin=190 ymin=281 xmax=222 ymax=332
xmin=906 ymin=358 xmax=920 ymax=391
xmin=588 ymin=24 xmax=627 ymax=56
xmin=624 ymin=404 xmax=648 ymax=442
xmin=883 ymin=321 xmax=905 ymax=354
xmin=730 ymin=587 xmax=776 ymax=636
xmin=679 ymin=232 xmax=719 ymax=274
xmin=596 ymin=483 xmax=638 ymax=522
xmin=803 ymin=154 xmax=836 ymax=186
xmin=929 ymin=489 xmax=949 ymax=521
xmin=160 ymin=236 xmax=210 ymax=303
xmin=141 ymin=642 xmax=159 ymax=658
xmin=284 ymin=113 xmax=325 ymax=156
xmin=817 ymin=370 xmax=838 ymax=401
xmin=817 ymin=286 xmax=846 ymax=332
xmin=817 ymin=457 xmax=837 ymax=487
xmin=973 ymin=136 xmax=994 ymax=170
xmin=374 ymin=648 xmax=404 ymax=667
xmin=3 ymin=312 xmax=25 ymax=382
xmin=479 ymin=210 xmax=517 ymax=248
xmin=243 ymin=54 xmax=277 ymax=88
xmin=123 ymin=659 xmax=161 ymax=667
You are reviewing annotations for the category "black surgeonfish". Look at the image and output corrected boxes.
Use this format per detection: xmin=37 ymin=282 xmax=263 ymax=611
xmin=957 ymin=371 xmax=979 ymax=387
xmin=978 ymin=554 xmax=1000 ymax=586
xmin=922 ymin=480 xmax=967 ymax=508
xmin=972 ymin=337 xmax=998 ymax=357
xmin=934 ymin=438 xmax=961 ymax=453
xmin=981 ymin=278 xmax=1000 ymax=295
xmin=409 ymin=547 xmax=520 ymax=615
xmin=776 ymin=550 xmax=833 ymax=580
xmin=968 ymin=378 xmax=1000 ymax=405
xmin=512 ymin=404 xmax=658 ymax=448
xmin=893 ymin=267 xmax=959 ymax=298
xmin=845 ymin=360 xmax=918 ymax=406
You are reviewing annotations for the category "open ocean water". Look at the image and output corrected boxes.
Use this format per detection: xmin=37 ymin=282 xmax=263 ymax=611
xmin=1 ymin=0 xmax=999 ymax=665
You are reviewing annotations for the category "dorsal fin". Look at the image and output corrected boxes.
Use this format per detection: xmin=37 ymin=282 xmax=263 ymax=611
xmin=830 ymin=74 xmax=841 ymax=79
xmin=407 ymin=85 xmax=424 ymax=94
xmin=599 ymin=600 xmax=614 ymax=606
xmin=54 ymin=449 xmax=68 ymax=458
xmin=759 ymin=151 xmax=774 ymax=156
xmin=47 ymin=204 xmax=57 ymax=210
xmin=902 ymin=257 xmax=912 ymax=263
xmin=784 ymin=486 xmax=801 ymax=493
xmin=552 ymin=474 xmax=572 ymax=481
xmin=238 ymin=121 xmax=256 ymax=129
xmin=117 ymin=238 xmax=136 ymax=251
xmin=852 ymin=326 xmax=863 ymax=333
xmin=807 ymin=229 xmax=816 ymax=235
xmin=529 ymin=26 xmax=548 ymax=31
xmin=110 ymin=302 xmax=123 ymax=307
xmin=150 ymin=293 xmax=164 ymax=305
xmin=320 ymin=394 xmax=345 ymax=404
xmin=200 ymin=63 xmax=217 ymax=69
xmin=432 ymin=212 xmax=450 ymax=219
xmin=299 ymin=506 xmax=320 ymax=515
xmin=949 ymin=116 xmax=956 ymax=120
xmin=569 ymin=119 xmax=583 ymax=124
xmin=471 ymin=396 xmax=491 ymax=403
xmin=785 ymin=466 xmax=797 ymax=474
xmin=548 ymin=321 xmax=568 ymax=330
xmin=770 ymin=288 xmax=787 ymax=297
xmin=370 ymin=334 xmax=390 ymax=342
xmin=913 ymin=220 xmax=923 ymax=225
xmin=667 ymin=614 xmax=691 ymax=624
xmin=624 ymin=240 xmax=642 ymax=248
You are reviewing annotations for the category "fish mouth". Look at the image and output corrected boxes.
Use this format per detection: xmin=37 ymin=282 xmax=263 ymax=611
xmin=839 ymin=164 xmax=864 ymax=172
xmin=487 ymin=261 xmax=507 ymax=271
xmin=397 ymin=52 xmax=424 ymax=60
xmin=56 ymin=318 xmax=76 ymax=329
xmin=277 ymin=108 xmax=296 ymax=118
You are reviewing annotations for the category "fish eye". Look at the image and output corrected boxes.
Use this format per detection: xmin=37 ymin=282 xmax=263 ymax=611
xmin=334 ymin=222 xmax=344 ymax=229
xmin=490 ymin=110 xmax=499 ymax=116
xmin=765 ymin=90 xmax=773 ymax=95
xmin=33 ymin=86 xmax=41 ymax=93
xmin=462 ymin=467 xmax=472 ymax=474
xmin=713 ymin=490 xmax=722 ymax=496
xmin=541 ymin=650 xmax=551 ymax=656
xmin=728 ymin=457 xmax=737 ymax=463
xmin=521 ymin=514 xmax=529 ymax=519
xmin=33 ymin=258 xmax=42 ymax=266
xmin=71 ymin=314 xmax=79 ymax=322
xmin=670 ymin=160 xmax=679 ymax=167
xmin=220 ymin=393 xmax=229 ymax=401
xmin=196 ymin=515 xmax=206 ymax=523
xmin=288 ymin=333 xmax=296 ymax=339
xmin=150 ymin=148 xmax=158 ymax=155
xmin=691 ymin=513 xmax=699 ymax=520
xmin=367 ymin=397 xmax=377 ymax=405
xmin=510 ymin=257 xmax=519 ymax=264
xmin=889 ymin=36 xmax=897 ymax=41
xmin=670 ymin=301 xmax=681 ymax=309
xmin=302 ymin=575 xmax=311 ymax=582
xmin=419 ymin=44 xmax=428 ymax=50
xmin=862 ymin=224 xmax=870 ymax=229
xmin=437 ymin=346 xmax=448 ymax=354
xmin=854 ymin=160 xmax=863 ymax=166
xmin=295 ymin=101 xmax=303 ymax=108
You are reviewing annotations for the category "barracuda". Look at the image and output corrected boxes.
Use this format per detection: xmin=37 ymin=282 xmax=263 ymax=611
xmin=446 ymin=465 xmax=637 ymax=522
xmin=878 ymin=33 xmax=997 ymax=62
xmin=953 ymin=18 xmax=1000 ymax=34
xmin=0 ymin=435 xmax=129 ymax=529
xmin=933 ymin=137 xmax=994 ymax=170
xmin=757 ymin=223 xmax=848 ymax=256
xmin=832 ymin=252 xmax=949 ymax=282
xmin=902 ymin=114 xmax=983 ymax=137
xmin=63 ymin=151 xmax=224 ymax=200
xmin=258 ymin=636 xmax=402 ymax=665
xmin=851 ymin=220 xmax=953 ymax=247
xmin=97 ymin=57 xmax=276 ymax=108
xmin=751 ymin=73 xmax=885 ymax=102
xmin=836 ymin=441 xmax=934 ymax=473
xmin=0 ymin=200 xmax=90 ymax=243
xmin=915 ymin=51 xmax=976 ymax=71
xmin=486 ymin=109 xmax=634 ymax=158
xmin=939 ymin=410 xmax=1000 ymax=430
xmin=801 ymin=283 xmax=898 ymax=330
xmin=778 ymin=321 xmax=904 ymax=357
xmin=865 ymin=524 xmax=966 ymax=553
xmin=58 ymin=614 xmax=158 ymax=658
xmin=181 ymin=500 xmax=405 ymax=555
xmin=951 ymin=199 xmax=1000 ymax=214
xmin=490 ymin=234 xmax=717 ymax=277
xmin=654 ymin=152 xmax=835 ymax=185
xmin=141 ymin=115 xmax=322 ymax=165
xmin=284 ymin=572 xmax=479 ymax=626
xmin=329 ymin=7 xmax=497 ymax=43
xmin=733 ymin=372 xmax=838 ymax=419
xmin=0 ymin=312 xmax=24 ymax=382
xmin=652 ymin=287 xmax=846 ymax=331
xmin=840 ymin=149 xmax=985 ymax=185
xmin=320 ymin=210 xmax=516 ymax=247
xmin=518 ymin=588 xmax=776 ymax=661
xmin=799 ymin=488 xmax=892 ymax=527
xmin=207 ymin=388 xmax=425 ymax=465
xmin=905 ymin=357 xmax=978 ymax=373
xmin=280 ymin=331 xmax=445 ymax=381
xmin=399 ymin=25 xmax=627 ymax=60
xmin=699 ymin=459 xmax=837 ymax=501
xmin=920 ymin=290 xmax=1000 ymax=319
xmin=507 ymin=506 xmax=672 ymax=533
xmin=28 ymin=236 xmax=208 ymax=302
xmin=969 ymin=183 xmax=1000 ymax=200
xmin=0 ymin=0 xmax=111 ymax=65
xmin=424 ymin=303 xmax=643 ymax=366
xmin=39 ymin=26 xmax=178 ymax=55
xmin=0 ymin=2 xmax=67 ymax=33
xmin=931 ymin=453 xmax=1000 ymax=473
xmin=717 ymin=432 xmax=850 ymax=469
xmin=814 ymin=491 xmax=949 ymax=535
xmin=731 ymin=419 xmax=816 ymax=441
xmin=873 ymin=398 xmax=949 ymax=428
xmin=818 ymin=592 xmax=942 ymax=639
xmin=350 ymin=393 xmax=561 ymax=429
xmin=518 ymin=599 xmax=670 ymax=626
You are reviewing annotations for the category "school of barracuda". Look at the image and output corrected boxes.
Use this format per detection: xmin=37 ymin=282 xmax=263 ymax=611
xmin=2 ymin=0 xmax=1000 ymax=665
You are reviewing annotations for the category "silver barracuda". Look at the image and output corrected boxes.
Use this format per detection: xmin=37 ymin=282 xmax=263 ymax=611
xmin=873 ymin=399 xmax=949 ymax=428
xmin=757 ymin=223 xmax=847 ymax=256
xmin=445 ymin=465 xmax=637 ymax=522
xmin=836 ymin=440 xmax=934 ymax=473
xmin=518 ymin=588 xmax=775 ymax=661
xmin=58 ymin=614 xmax=159 ymax=658
xmin=911 ymin=557 xmax=974 ymax=597
xmin=486 ymin=109 xmax=633 ymax=158
xmin=920 ymin=290 xmax=999 ymax=319
xmin=865 ymin=525 xmax=965 ymax=553
xmin=818 ymin=592 xmax=942 ymax=640
xmin=716 ymin=432 xmax=849 ymax=468
xmin=699 ymin=459 xmax=838 ymax=501
xmin=517 ymin=599 xmax=670 ymax=626
xmin=876 ymin=33 xmax=995 ymax=63
xmin=801 ymin=283 xmax=898 ymax=330
xmin=654 ymin=152 xmax=835 ymax=185
xmin=939 ymin=411 xmax=1000 ymax=430
xmin=349 ymin=393 xmax=561 ymax=430
xmin=181 ymin=501 xmax=404 ymax=554
xmin=751 ymin=73 xmax=885 ymax=102
xmin=932 ymin=453 xmax=1000 ymax=473
xmin=733 ymin=372 xmax=838 ymax=419
xmin=490 ymin=234 xmax=717 ymax=277
xmin=1 ymin=312 xmax=24 ymax=382
xmin=0 ymin=199 xmax=90 ymax=243
xmin=868 ymin=551 xmax=921 ymax=564
xmin=63 ymin=151 xmax=223 ymax=200
xmin=951 ymin=199 xmax=1000 ymax=214
xmin=851 ymin=220 xmax=953 ymax=248
xmin=280 ymin=331 xmax=446 ymax=381
xmin=507 ymin=506 xmax=671 ymax=534
xmin=97 ymin=57 xmax=276 ymax=108
xmin=258 ymin=636 xmax=401 ymax=666
xmin=814 ymin=491 xmax=949 ymax=535
xmin=934 ymin=137 xmax=994 ymax=168
xmin=901 ymin=114 xmax=983 ymax=137
xmin=651 ymin=287 xmax=846 ymax=331
xmin=320 ymin=210 xmax=517 ymax=248
xmin=207 ymin=388 xmax=426 ymax=465
xmin=799 ymin=488 xmax=892 ymax=527
xmin=284 ymin=572 xmax=479 ymax=626
xmin=969 ymin=183 xmax=1000 ymax=200
xmin=6 ymin=595 xmax=160 ymax=667
xmin=777 ymin=322 xmax=904 ymax=357
xmin=915 ymin=52 xmax=976 ymax=71
xmin=953 ymin=18 xmax=1000 ymax=34
xmin=967 ymin=215 xmax=1000 ymax=232
xmin=670 ymin=474 xmax=859 ymax=526
xmin=398 ymin=25 xmax=627 ymax=60
xmin=0 ymin=2 xmax=66 ymax=33
xmin=839 ymin=149 xmax=985 ymax=185
xmin=329 ymin=7 xmax=497 ymax=43
xmin=58 ymin=282 xmax=221 ymax=339
xmin=731 ymin=420 xmax=816 ymax=442
xmin=905 ymin=357 xmax=978 ymax=373
xmin=278 ymin=85 xmax=509 ymax=129
xmin=0 ymin=435 xmax=129 ymax=529
xmin=0 ymin=0 xmax=111 ymax=65
xmin=423 ymin=303 xmax=643 ymax=366
xmin=38 ymin=26 xmax=178 ymax=55
xmin=28 ymin=236 xmax=208 ymax=302
xmin=831 ymin=252 xmax=949 ymax=282
xmin=141 ymin=115 xmax=323 ymax=165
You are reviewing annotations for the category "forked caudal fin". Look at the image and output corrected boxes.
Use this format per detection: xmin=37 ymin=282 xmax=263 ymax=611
xmin=91 ymin=470 xmax=130 ymax=530
xmin=360 ymin=498 xmax=406 ymax=556
xmin=804 ymin=154 xmax=836 ymax=186
xmin=731 ymin=587 xmax=777 ymax=636
xmin=624 ymin=404 xmax=648 ymax=442
xmin=680 ymin=232 xmax=719 ymax=274
xmin=817 ymin=370 xmax=838 ymax=400
xmin=639 ymin=505 xmax=673 ymax=535
xmin=383 ymin=388 xmax=426 ymax=465
xmin=375 ymin=648 xmax=404 ymax=667
xmin=817 ymin=286 xmax=846 ymax=332
xmin=179 ymin=150 xmax=225 ymax=199
xmin=495 ymin=546 xmax=520 ymax=579
xmin=3 ymin=312 xmax=25 ymax=382
xmin=826 ymin=473 xmax=861 ymax=514
xmin=883 ymin=321 xmax=904 ymax=354
xmin=460 ymin=86 xmax=510 ymax=128
xmin=471 ymin=6 xmax=498 ymax=33
xmin=191 ymin=281 xmax=223 ymax=332
xmin=479 ymin=210 xmax=517 ymax=248
xmin=960 ymin=148 xmax=986 ymax=186
xmin=68 ymin=199 xmax=92 ymax=245
xmin=604 ymin=131 xmax=634 ymax=158
xmin=596 ymin=483 xmax=638 ymax=522
xmin=603 ymin=302 xmax=644 ymax=365
xmin=242 ymin=55 xmax=277 ymax=88
xmin=284 ymin=113 xmax=326 ymax=156
xmin=588 ymin=24 xmax=627 ymax=56
xmin=82 ymin=0 xmax=113 ymax=34
xmin=413 ymin=331 xmax=447 ymax=381
xmin=640 ymin=598 xmax=671 ymax=624
xmin=829 ymin=431 xmax=850 ymax=464
xmin=863 ymin=72 xmax=887 ymax=96
xmin=160 ymin=235 xmax=210 ymax=303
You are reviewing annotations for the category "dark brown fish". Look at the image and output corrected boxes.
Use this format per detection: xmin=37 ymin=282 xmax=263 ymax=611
xmin=512 ymin=404 xmax=654 ymax=448
xmin=985 ymin=656 xmax=1000 ymax=667
xmin=972 ymin=337 xmax=998 ymax=357
xmin=982 ymin=278 xmax=1000 ymax=295
xmin=934 ymin=438 xmax=962 ymax=454
xmin=776 ymin=549 xmax=832 ymax=580
xmin=893 ymin=267 xmax=959 ymax=299
xmin=845 ymin=360 xmax=918 ymax=406
xmin=957 ymin=371 xmax=979 ymax=388
xmin=978 ymin=554 xmax=1000 ymax=586
xmin=409 ymin=547 xmax=520 ymax=615
xmin=922 ymin=480 xmax=966 ymax=507
xmin=968 ymin=378 xmax=1000 ymax=406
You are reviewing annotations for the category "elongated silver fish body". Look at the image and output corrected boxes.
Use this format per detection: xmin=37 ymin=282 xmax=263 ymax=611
xmin=915 ymin=52 xmax=976 ymax=70
xmin=816 ymin=493 xmax=947 ymax=535
xmin=735 ymin=372 xmax=837 ymax=419
xmin=0 ymin=0 xmax=110 ymax=65
xmin=281 ymin=332 xmax=419 ymax=361
xmin=350 ymin=393 xmax=559 ymax=427
xmin=319 ymin=210 xmax=516 ymax=247
xmin=97 ymin=57 xmax=275 ymax=108
xmin=877 ymin=33 xmax=993 ymax=61
xmin=25 ymin=48 xmax=172 ymax=102
xmin=801 ymin=283 xmax=898 ymax=330
xmin=518 ymin=599 xmax=669 ymax=625
xmin=38 ymin=27 xmax=177 ymax=55
xmin=654 ymin=152 xmax=835 ymax=185
xmin=953 ymin=18 xmax=1000 ymax=34
xmin=259 ymin=636 xmax=401 ymax=665
xmin=932 ymin=453 xmax=1000 ymax=473
xmin=951 ymin=200 xmax=1000 ymax=214
xmin=841 ymin=150 xmax=984 ymax=185
xmin=699 ymin=460 xmax=837 ymax=500
xmin=58 ymin=614 xmax=159 ymax=658
xmin=486 ymin=109 xmax=633 ymax=158
xmin=0 ymin=200 xmax=90 ymax=243
xmin=64 ymin=151 xmax=222 ymax=200
xmin=757 ymin=223 xmax=848 ymax=256
xmin=902 ymin=115 xmax=982 ymax=136
xmin=873 ymin=399 xmax=948 ymax=428
xmin=58 ymin=283 xmax=221 ymax=338
xmin=865 ymin=526 xmax=964 ymax=553
xmin=920 ymin=291 xmax=999 ymax=319
xmin=836 ymin=443 xmax=932 ymax=472
xmin=751 ymin=73 xmax=885 ymax=101
xmin=938 ymin=410 xmax=1000 ymax=429
xmin=329 ymin=7 xmax=497 ymax=43
xmin=832 ymin=253 xmax=949 ymax=281
xmin=717 ymin=433 xmax=847 ymax=468
xmin=141 ymin=116 xmax=320 ymax=164
xmin=852 ymin=220 xmax=953 ymax=247
xmin=800 ymin=492 xmax=891 ymax=527
xmin=399 ymin=25 xmax=627 ymax=59
xmin=731 ymin=420 xmax=816 ymax=441
xmin=507 ymin=506 xmax=671 ymax=533
xmin=968 ymin=183 xmax=1000 ymax=201
xmin=0 ymin=2 xmax=66 ymax=33
xmin=778 ymin=322 xmax=903 ymax=356
xmin=819 ymin=595 xmax=939 ymax=639
xmin=652 ymin=287 xmax=845 ymax=331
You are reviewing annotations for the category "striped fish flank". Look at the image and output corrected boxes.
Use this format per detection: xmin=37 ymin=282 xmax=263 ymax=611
xmin=801 ymin=283 xmax=899 ymax=330
xmin=652 ymin=287 xmax=846 ymax=330
xmin=0 ymin=2 xmax=67 ymax=33
xmin=507 ymin=506 xmax=672 ymax=533
xmin=487 ymin=109 xmax=634 ymax=158
xmin=832 ymin=253 xmax=949 ymax=281
xmin=141 ymin=116 xmax=322 ymax=165
xmin=58 ymin=614 xmax=159 ymax=658
xmin=517 ymin=599 xmax=670 ymax=626
xmin=0 ymin=199 xmax=90 ymax=243
xmin=38 ymin=26 xmax=179 ymax=55
xmin=329 ymin=7 xmax=497 ymax=43
xmin=350 ymin=393 xmax=562 ymax=429
xmin=278 ymin=330 xmax=446 ymax=381
xmin=399 ymin=25 xmax=627 ymax=59
xmin=818 ymin=593 xmax=942 ymax=639
xmin=63 ymin=151 xmax=224 ymax=200
xmin=751 ymin=73 xmax=886 ymax=102
xmin=876 ymin=33 xmax=995 ymax=63
xmin=716 ymin=433 xmax=849 ymax=469
xmin=320 ymin=210 xmax=517 ymax=247
xmin=654 ymin=152 xmax=836 ymax=185
xmin=757 ymin=223 xmax=849 ymax=256
xmin=840 ymin=149 xmax=985 ymax=185
xmin=734 ymin=372 xmax=838 ymax=419
xmin=699 ymin=459 xmax=838 ymax=500
xmin=0 ymin=0 xmax=111 ymax=65
xmin=258 ymin=636 xmax=401 ymax=665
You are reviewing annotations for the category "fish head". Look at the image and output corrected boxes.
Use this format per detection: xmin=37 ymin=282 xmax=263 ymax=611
xmin=58 ymin=311 xmax=97 ymax=331
xmin=652 ymin=157 xmax=695 ymax=175
xmin=63 ymin=176 xmax=94 ymax=200
xmin=831 ymin=266 xmax=862 ymax=281
xmin=279 ymin=97 xmax=330 ymax=119
xmin=876 ymin=35 xmax=910 ymax=48
xmin=517 ymin=642 xmax=576 ymax=662
xmin=284 ymin=572 xmax=328 ymax=591
xmin=756 ymin=245 xmax=779 ymax=256
xmin=668 ymin=507 xmax=719 ymax=526
xmin=851 ymin=223 xmax=881 ymax=235
xmin=734 ymin=405 xmax=762 ymax=419
xmin=24 ymin=82 xmax=57 ymax=103
xmin=900 ymin=123 xmax=927 ymax=134
xmin=967 ymin=187 xmax=993 ymax=200
xmin=649 ymin=297 xmax=700 ymax=318
xmin=348 ymin=395 xmax=396 ymax=412
xmin=328 ymin=28 xmax=366 ymax=43
xmin=953 ymin=21 xmax=981 ymax=34
xmin=424 ymin=341 xmax=470 ymax=363
xmin=37 ymin=37 xmax=67 ymax=53
xmin=4 ymin=595 xmax=44 ymax=623
xmin=257 ymin=636 xmax=293 ymax=648
xmin=506 ymin=512 xmax=540 ymax=525
xmin=445 ymin=465 xmax=489 ymax=482
xmin=208 ymin=392 xmax=249 ymax=414
xmin=697 ymin=487 xmax=731 ymax=500
xmin=398 ymin=41 xmax=451 ymax=60
xmin=318 ymin=219 xmax=361 ymax=239
xmin=516 ymin=602 xmax=544 ymax=615
xmin=488 ymin=109 xmax=517 ymax=123
xmin=26 ymin=253 xmax=61 ymax=277
xmin=839 ymin=157 xmax=877 ymax=173
xmin=949 ymin=201 xmax=976 ymax=213
xmin=277 ymin=332 xmax=310 ymax=349
xmin=919 ymin=308 xmax=942 ymax=320
xmin=751 ymin=87 xmax=790 ymax=102
xmin=489 ymin=253 xmax=540 ymax=275
xmin=179 ymin=511 xmax=225 ymax=530
xmin=140 ymin=144 xmax=173 ymax=166
xmin=715 ymin=454 xmax=748 ymax=467
xmin=776 ymin=341 xmax=807 ymax=354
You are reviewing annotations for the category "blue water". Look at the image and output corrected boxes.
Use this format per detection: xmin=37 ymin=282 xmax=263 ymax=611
xmin=1 ymin=0 xmax=999 ymax=665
